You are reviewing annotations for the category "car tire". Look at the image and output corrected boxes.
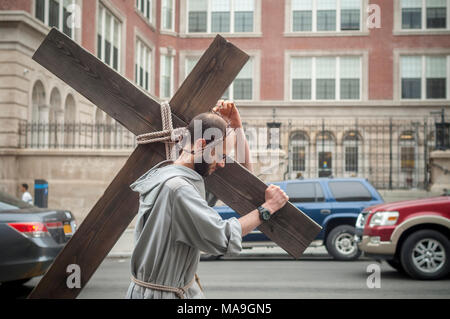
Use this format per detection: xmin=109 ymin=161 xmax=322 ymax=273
xmin=400 ymin=229 xmax=450 ymax=280
xmin=386 ymin=258 xmax=406 ymax=274
xmin=326 ymin=225 xmax=362 ymax=261
xmin=1 ymin=278 xmax=32 ymax=287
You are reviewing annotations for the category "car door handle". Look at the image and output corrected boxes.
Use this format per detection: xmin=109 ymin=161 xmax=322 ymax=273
xmin=320 ymin=209 xmax=331 ymax=215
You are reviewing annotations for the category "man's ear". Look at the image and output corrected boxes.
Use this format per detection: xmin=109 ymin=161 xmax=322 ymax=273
xmin=194 ymin=138 xmax=206 ymax=151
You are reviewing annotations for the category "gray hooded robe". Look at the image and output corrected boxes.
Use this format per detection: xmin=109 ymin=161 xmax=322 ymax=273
xmin=125 ymin=160 xmax=242 ymax=299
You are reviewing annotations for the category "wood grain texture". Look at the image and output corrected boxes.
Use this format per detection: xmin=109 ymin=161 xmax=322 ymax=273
xmin=206 ymin=161 xmax=322 ymax=258
xmin=28 ymin=28 xmax=321 ymax=299
xmin=28 ymin=144 xmax=167 ymax=299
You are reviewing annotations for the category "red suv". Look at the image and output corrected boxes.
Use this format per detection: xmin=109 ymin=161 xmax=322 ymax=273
xmin=355 ymin=196 xmax=450 ymax=280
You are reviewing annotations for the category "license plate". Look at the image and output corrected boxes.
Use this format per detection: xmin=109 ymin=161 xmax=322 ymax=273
xmin=64 ymin=224 xmax=72 ymax=235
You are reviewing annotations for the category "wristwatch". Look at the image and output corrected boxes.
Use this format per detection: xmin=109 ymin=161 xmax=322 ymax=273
xmin=257 ymin=206 xmax=271 ymax=222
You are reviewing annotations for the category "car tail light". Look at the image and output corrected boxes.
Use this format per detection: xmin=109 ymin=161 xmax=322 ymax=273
xmin=8 ymin=222 xmax=49 ymax=238
xmin=45 ymin=221 xmax=63 ymax=229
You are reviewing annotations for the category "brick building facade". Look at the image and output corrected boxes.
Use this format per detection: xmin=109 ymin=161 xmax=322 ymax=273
xmin=0 ymin=0 xmax=449 ymax=221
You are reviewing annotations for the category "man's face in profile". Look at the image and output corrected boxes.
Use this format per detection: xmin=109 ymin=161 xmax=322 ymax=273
xmin=194 ymin=137 xmax=228 ymax=177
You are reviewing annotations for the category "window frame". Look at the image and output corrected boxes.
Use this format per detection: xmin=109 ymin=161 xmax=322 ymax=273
xmin=34 ymin=0 xmax=77 ymax=39
xmin=285 ymin=0 xmax=370 ymax=36
xmin=179 ymin=50 xmax=260 ymax=101
xmin=160 ymin=47 xmax=175 ymax=99
xmin=181 ymin=0 xmax=261 ymax=37
xmin=135 ymin=34 xmax=155 ymax=94
xmin=399 ymin=54 xmax=449 ymax=100
xmin=135 ymin=0 xmax=156 ymax=28
xmin=289 ymin=55 xmax=363 ymax=101
xmin=96 ymin=2 xmax=124 ymax=74
xmin=161 ymin=0 xmax=176 ymax=32
xmin=395 ymin=0 xmax=450 ymax=34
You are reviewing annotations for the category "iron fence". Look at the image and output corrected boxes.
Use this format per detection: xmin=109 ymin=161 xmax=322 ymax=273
xmin=19 ymin=122 xmax=137 ymax=149
xmin=244 ymin=116 xmax=449 ymax=190
xmin=18 ymin=115 xmax=449 ymax=190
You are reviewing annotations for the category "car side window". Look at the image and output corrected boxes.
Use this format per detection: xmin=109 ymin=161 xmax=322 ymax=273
xmin=286 ymin=182 xmax=324 ymax=203
xmin=328 ymin=181 xmax=373 ymax=202
xmin=315 ymin=183 xmax=325 ymax=202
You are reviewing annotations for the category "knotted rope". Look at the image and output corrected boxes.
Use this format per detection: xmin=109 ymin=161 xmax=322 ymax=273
xmin=136 ymin=101 xmax=185 ymax=160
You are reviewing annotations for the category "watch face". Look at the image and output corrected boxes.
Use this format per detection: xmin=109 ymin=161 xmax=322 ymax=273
xmin=262 ymin=210 xmax=271 ymax=221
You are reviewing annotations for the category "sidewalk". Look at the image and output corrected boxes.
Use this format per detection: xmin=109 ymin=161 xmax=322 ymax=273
xmin=107 ymin=189 xmax=442 ymax=258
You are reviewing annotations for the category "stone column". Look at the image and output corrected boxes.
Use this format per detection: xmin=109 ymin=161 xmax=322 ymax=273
xmin=429 ymin=150 xmax=450 ymax=194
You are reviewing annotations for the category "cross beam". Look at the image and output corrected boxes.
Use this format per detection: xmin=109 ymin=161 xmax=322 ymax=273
xmin=28 ymin=29 xmax=321 ymax=299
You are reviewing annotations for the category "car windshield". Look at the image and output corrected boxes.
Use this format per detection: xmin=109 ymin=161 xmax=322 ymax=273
xmin=0 ymin=191 xmax=34 ymax=211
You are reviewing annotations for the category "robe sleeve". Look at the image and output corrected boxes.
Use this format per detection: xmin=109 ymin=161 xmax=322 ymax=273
xmin=205 ymin=191 xmax=218 ymax=207
xmin=171 ymin=185 xmax=242 ymax=256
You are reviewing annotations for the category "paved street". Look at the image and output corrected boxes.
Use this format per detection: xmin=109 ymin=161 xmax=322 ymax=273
xmin=3 ymin=252 xmax=449 ymax=299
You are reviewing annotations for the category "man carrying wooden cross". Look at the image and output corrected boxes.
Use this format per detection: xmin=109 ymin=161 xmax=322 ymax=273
xmin=126 ymin=100 xmax=289 ymax=299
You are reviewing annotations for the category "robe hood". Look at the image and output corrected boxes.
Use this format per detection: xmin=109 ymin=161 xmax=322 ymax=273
xmin=130 ymin=160 xmax=203 ymax=197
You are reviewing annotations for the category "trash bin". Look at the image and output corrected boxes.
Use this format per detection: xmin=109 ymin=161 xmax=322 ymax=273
xmin=34 ymin=179 xmax=48 ymax=208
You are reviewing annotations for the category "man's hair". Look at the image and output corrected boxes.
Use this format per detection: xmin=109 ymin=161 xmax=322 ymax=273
xmin=22 ymin=183 xmax=28 ymax=190
xmin=187 ymin=112 xmax=227 ymax=146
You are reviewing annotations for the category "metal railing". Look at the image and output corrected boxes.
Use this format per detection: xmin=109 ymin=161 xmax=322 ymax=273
xmin=18 ymin=122 xmax=137 ymax=149
xmin=18 ymin=115 xmax=449 ymax=190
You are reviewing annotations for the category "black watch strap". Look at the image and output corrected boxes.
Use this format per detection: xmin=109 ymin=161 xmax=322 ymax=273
xmin=257 ymin=206 xmax=271 ymax=221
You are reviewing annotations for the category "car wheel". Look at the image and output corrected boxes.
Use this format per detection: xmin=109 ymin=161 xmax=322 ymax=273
xmin=400 ymin=229 xmax=450 ymax=280
xmin=326 ymin=225 xmax=362 ymax=261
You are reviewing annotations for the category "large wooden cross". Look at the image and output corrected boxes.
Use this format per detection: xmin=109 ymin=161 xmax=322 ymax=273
xmin=28 ymin=28 xmax=321 ymax=299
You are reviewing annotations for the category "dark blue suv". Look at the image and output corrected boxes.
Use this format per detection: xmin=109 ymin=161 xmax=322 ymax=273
xmin=214 ymin=178 xmax=384 ymax=260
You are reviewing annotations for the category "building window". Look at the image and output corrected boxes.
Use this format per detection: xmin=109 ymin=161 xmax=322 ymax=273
xmin=401 ymin=55 xmax=447 ymax=99
xmin=340 ymin=57 xmax=361 ymax=99
xmin=187 ymin=0 xmax=254 ymax=33
xmin=317 ymin=0 xmax=337 ymax=31
xmin=290 ymin=131 xmax=309 ymax=172
xmin=343 ymin=131 xmax=360 ymax=173
xmin=341 ymin=0 xmax=361 ymax=30
xmin=234 ymin=0 xmax=254 ymax=32
xmin=292 ymin=0 xmax=313 ymax=31
xmin=316 ymin=57 xmax=336 ymax=99
xmin=292 ymin=57 xmax=312 ymax=100
xmin=401 ymin=56 xmax=422 ymax=98
xmin=97 ymin=4 xmax=121 ymax=72
xmin=401 ymin=0 xmax=448 ymax=30
xmin=399 ymin=131 xmax=416 ymax=173
xmin=221 ymin=58 xmax=253 ymax=100
xmin=162 ymin=0 xmax=174 ymax=31
xmin=291 ymin=0 xmax=361 ymax=32
xmin=136 ymin=0 xmax=152 ymax=23
xmin=160 ymin=53 xmax=174 ymax=99
xmin=135 ymin=39 xmax=152 ymax=92
xmin=426 ymin=56 xmax=447 ymax=98
xmin=212 ymin=0 xmax=231 ymax=32
xmin=291 ymin=56 xmax=361 ymax=101
xmin=185 ymin=56 xmax=200 ymax=78
xmin=184 ymin=56 xmax=254 ymax=100
xmin=316 ymin=131 xmax=335 ymax=178
xmin=35 ymin=0 xmax=76 ymax=38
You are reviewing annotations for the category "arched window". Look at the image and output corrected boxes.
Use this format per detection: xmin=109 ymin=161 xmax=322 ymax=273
xmin=49 ymin=88 xmax=63 ymax=123
xmin=316 ymin=131 xmax=335 ymax=177
xmin=343 ymin=131 xmax=362 ymax=173
xmin=95 ymin=108 xmax=105 ymax=148
xmin=289 ymin=131 xmax=309 ymax=172
xmin=31 ymin=81 xmax=46 ymax=123
xmin=64 ymin=94 xmax=76 ymax=147
xmin=399 ymin=131 xmax=416 ymax=173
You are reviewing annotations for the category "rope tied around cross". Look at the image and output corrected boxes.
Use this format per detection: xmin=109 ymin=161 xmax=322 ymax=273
xmin=135 ymin=101 xmax=187 ymax=160
xmin=136 ymin=101 xmax=233 ymax=161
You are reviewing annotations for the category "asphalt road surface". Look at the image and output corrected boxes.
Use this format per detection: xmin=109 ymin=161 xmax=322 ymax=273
xmin=3 ymin=254 xmax=449 ymax=299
